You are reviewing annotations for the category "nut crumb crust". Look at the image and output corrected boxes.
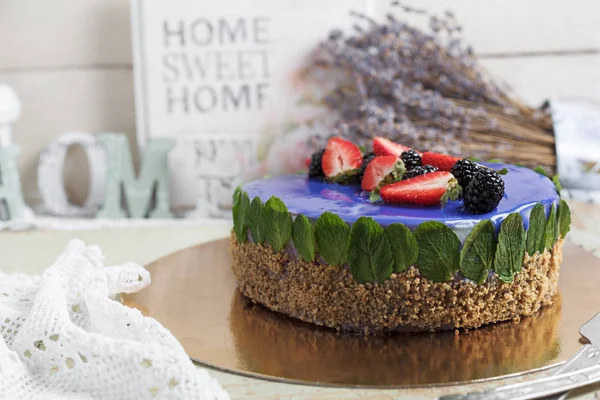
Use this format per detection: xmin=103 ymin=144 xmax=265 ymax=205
xmin=230 ymin=233 xmax=562 ymax=334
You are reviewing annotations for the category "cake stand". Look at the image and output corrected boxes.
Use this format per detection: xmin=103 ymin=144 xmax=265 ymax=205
xmin=121 ymin=239 xmax=600 ymax=388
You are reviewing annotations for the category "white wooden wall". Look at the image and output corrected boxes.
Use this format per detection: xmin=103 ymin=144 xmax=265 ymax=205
xmin=1 ymin=0 xmax=599 ymax=206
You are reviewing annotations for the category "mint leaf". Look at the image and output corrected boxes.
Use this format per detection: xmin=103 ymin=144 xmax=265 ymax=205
xmin=232 ymin=190 xmax=250 ymax=243
xmin=459 ymin=220 xmax=496 ymax=284
xmin=246 ymin=197 xmax=265 ymax=243
xmin=315 ymin=212 xmax=350 ymax=266
xmin=496 ymin=168 xmax=509 ymax=175
xmin=543 ymin=204 xmax=557 ymax=250
xmin=493 ymin=213 xmax=526 ymax=283
xmin=526 ymin=203 xmax=546 ymax=255
xmin=292 ymin=214 xmax=315 ymax=262
xmin=263 ymin=196 xmax=292 ymax=252
xmin=348 ymin=217 xmax=394 ymax=283
xmin=552 ymin=175 xmax=562 ymax=194
xmin=533 ymin=165 xmax=549 ymax=177
xmin=385 ymin=223 xmax=418 ymax=273
xmin=558 ymin=199 xmax=571 ymax=238
xmin=414 ymin=221 xmax=460 ymax=282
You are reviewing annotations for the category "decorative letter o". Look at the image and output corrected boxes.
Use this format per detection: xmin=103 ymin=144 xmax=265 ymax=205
xmin=37 ymin=132 xmax=106 ymax=217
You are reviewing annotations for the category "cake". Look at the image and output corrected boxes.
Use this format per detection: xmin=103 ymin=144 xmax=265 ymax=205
xmin=230 ymin=137 xmax=571 ymax=334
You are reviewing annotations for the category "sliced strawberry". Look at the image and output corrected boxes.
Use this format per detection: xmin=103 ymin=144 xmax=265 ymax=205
xmin=380 ymin=171 xmax=461 ymax=205
xmin=321 ymin=137 xmax=363 ymax=181
xmin=361 ymin=156 xmax=405 ymax=191
xmin=421 ymin=152 xmax=460 ymax=171
xmin=372 ymin=137 xmax=413 ymax=157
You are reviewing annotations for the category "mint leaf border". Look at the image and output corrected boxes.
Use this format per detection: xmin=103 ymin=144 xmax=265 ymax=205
xmin=234 ymin=188 xmax=568 ymax=285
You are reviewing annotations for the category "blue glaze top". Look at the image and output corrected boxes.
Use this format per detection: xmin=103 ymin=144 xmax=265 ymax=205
xmin=242 ymin=163 xmax=559 ymax=231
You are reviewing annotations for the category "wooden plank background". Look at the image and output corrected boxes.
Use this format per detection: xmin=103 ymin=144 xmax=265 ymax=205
xmin=1 ymin=0 xmax=599 ymax=206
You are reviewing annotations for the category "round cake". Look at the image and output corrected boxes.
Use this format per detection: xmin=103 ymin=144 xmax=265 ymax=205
xmin=230 ymin=137 xmax=571 ymax=334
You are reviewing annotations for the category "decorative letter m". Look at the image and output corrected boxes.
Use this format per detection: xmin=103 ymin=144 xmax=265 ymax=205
xmin=97 ymin=134 xmax=174 ymax=218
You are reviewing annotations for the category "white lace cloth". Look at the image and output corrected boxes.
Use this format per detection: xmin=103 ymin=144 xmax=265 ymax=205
xmin=0 ymin=239 xmax=230 ymax=400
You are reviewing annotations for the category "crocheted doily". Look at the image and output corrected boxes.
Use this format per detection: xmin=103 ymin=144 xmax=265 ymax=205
xmin=0 ymin=239 xmax=229 ymax=400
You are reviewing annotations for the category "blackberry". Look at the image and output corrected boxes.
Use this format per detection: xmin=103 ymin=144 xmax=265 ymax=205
xmin=308 ymin=149 xmax=326 ymax=178
xmin=357 ymin=152 xmax=376 ymax=182
xmin=402 ymin=164 xmax=438 ymax=180
xmin=400 ymin=149 xmax=421 ymax=170
xmin=450 ymin=159 xmax=481 ymax=188
xmin=464 ymin=169 xmax=505 ymax=214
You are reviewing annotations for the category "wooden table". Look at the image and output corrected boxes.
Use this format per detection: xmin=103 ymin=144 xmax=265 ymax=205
xmin=1 ymin=201 xmax=599 ymax=399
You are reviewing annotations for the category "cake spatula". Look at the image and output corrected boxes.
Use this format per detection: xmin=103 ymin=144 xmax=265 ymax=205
xmin=439 ymin=312 xmax=600 ymax=400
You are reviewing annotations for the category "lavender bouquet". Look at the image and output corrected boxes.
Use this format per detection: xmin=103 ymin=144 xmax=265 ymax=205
xmin=308 ymin=2 xmax=555 ymax=172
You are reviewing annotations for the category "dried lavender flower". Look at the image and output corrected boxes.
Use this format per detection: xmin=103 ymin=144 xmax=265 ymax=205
xmin=306 ymin=2 xmax=554 ymax=172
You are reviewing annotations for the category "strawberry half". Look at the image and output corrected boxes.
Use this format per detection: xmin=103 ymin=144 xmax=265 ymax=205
xmin=361 ymin=155 xmax=405 ymax=192
xmin=372 ymin=137 xmax=414 ymax=157
xmin=421 ymin=152 xmax=460 ymax=172
xmin=321 ymin=137 xmax=363 ymax=183
xmin=380 ymin=171 xmax=462 ymax=205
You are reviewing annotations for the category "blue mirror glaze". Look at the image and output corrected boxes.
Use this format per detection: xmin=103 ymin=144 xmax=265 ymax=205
xmin=242 ymin=164 xmax=559 ymax=231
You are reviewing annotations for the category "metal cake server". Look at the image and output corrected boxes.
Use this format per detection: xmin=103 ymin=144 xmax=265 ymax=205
xmin=544 ymin=312 xmax=600 ymax=400
xmin=439 ymin=313 xmax=600 ymax=400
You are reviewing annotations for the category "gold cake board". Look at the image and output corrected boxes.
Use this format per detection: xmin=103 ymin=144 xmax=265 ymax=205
xmin=122 ymin=239 xmax=600 ymax=388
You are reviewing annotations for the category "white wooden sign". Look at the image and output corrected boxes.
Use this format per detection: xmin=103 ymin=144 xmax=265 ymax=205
xmin=131 ymin=0 xmax=373 ymax=217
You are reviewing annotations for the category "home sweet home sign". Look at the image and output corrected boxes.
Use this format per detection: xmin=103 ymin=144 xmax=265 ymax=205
xmin=132 ymin=0 xmax=373 ymax=218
